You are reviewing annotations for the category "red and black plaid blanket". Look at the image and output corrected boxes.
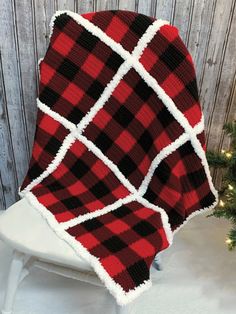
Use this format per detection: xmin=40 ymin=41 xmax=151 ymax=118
xmin=19 ymin=10 xmax=218 ymax=305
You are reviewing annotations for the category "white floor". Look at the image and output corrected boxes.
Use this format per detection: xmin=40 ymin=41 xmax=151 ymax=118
xmin=0 ymin=210 xmax=236 ymax=314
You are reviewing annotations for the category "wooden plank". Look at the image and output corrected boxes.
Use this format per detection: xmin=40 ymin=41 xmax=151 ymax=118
xmin=137 ymin=0 xmax=156 ymax=16
xmin=118 ymin=0 xmax=136 ymax=11
xmin=38 ymin=1 xmax=56 ymax=47
xmin=154 ymin=0 xmax=175 ymax=21
xmin=0 ymin=54 xmax=18 ymax=209
xmin=32 ymin=1 xmax=57 ymax=84
xmin=14 ymin=0 xmax=38 ymax=152
xmin=32 ymin=0 xmax=48 ymax=64
xmin=0 ymin=174 xmax=6 ymax=210
xmin=171 ymin=0 xmax=194 ymax=44
xmin=199 ymin=0 xmax=235 ymax=149
xmin=95 ymin=0 xmax=119 ymax=11
xmin=0 ymin=0 xmax=30 ymax=187
xmin=76 ymin=0 xmax=95 ymax=14
xmin=186 ymin=0 xmax=216 ymax=80
xmin=55 ymin=0 xmax=75 ymax=11
xmin=207 ymin=3 xmax=236 ymax=148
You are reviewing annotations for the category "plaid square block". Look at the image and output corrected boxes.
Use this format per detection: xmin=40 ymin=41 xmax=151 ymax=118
xmin=140 ymin=24 xmax=202 ymax=127
xmin=67 ymin=201 xmax=169 ymax=291
xmin=84 ymin=68 xmax=185 ymax=188
xmin=178 ymin=141 xmax=216 ymax=212
xmin=31 ymin=139 xmax=130 ymax=223
xmin=39 ymin=14 xmax=124 ymax=125
xmin=143 ymin=140 xmax=216 ymax=230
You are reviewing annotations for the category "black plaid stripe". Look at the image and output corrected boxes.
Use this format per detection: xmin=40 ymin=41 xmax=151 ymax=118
xmin=66 ymin=200 xmax=169 ymax=291
xmin=84 ymin=68 xmax=185 ymax=188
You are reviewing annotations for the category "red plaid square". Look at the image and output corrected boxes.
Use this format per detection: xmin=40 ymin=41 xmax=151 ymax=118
xmin=62 ymin=83 xmax=84 ymax=105
xmin=81 ymin=54 xmax=104 ymax=78
xmin=52 ymin=32 xmax=75 ymax=56
xmin=115 ymin=130 xmax=136 ymax=153
xmin=40 ymin=62 xmax=56 ymax=85
xmin=106 ymin=15 xmax=130 ymax=42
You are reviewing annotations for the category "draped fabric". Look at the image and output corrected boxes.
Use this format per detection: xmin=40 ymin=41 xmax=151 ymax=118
xmin=19 ymin=10 xmax=218 ymax=305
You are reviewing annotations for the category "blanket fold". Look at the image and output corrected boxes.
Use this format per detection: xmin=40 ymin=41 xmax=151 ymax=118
xmin=19 ymin=9 xmax=218 ymax=305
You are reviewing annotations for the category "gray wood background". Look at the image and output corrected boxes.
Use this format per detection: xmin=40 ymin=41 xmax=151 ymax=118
xmin=0 ymin=0 xmax=235 ymax=210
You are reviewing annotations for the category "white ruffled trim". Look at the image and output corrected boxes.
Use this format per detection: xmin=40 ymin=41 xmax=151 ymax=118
xmin=60 ymin=194 xmax=137 ymax=230
xmin=37 ymin=99 xmax=76 ymax=132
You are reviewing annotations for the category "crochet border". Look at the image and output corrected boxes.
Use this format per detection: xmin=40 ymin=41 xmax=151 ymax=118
xmin=19 ymin=10 xmax=219 ymax=305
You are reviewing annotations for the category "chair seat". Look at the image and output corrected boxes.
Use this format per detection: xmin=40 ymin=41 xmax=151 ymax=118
xmin=0 ymin=198 xmax=93 ymax=272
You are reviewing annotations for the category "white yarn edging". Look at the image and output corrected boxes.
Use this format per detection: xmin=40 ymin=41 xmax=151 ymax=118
xmin=37 ymin=99 xmax=76 ymax=132
xmin=77 ymin=61 xmax=133 ymax=132
xmin=60 ymin=193 xmax=137 ymax=230
xmin=24 ymin=191 xmax=152 ymax=306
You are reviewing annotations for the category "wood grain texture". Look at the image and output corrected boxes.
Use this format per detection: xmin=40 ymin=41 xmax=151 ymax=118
xmin=0 ymin=0 xmax=235 ymax=209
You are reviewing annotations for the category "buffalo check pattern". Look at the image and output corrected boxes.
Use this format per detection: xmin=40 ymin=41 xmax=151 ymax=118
xmin=19 ymin=10 xmax=218 ymax=305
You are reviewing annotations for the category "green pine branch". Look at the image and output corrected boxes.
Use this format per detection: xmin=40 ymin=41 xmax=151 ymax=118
xmin=206 ymin=121 xmax=236 ymax=250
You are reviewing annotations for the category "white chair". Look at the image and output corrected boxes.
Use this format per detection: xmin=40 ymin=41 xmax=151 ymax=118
xmin=0 ymin=198 xmax=162 ymax=314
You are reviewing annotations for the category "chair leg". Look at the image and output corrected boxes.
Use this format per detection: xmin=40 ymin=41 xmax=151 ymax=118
xmin=116 ymin=304 xmax=130 ymax=314
xmin=153 ymin=252 xmax=163 ymax=271
xmin=2 ymin=250 xmax=27 ymax=314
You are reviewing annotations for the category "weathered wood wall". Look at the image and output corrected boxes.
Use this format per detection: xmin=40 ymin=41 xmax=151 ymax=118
xmin=0 ymin=0 xmax=235 ymax=210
